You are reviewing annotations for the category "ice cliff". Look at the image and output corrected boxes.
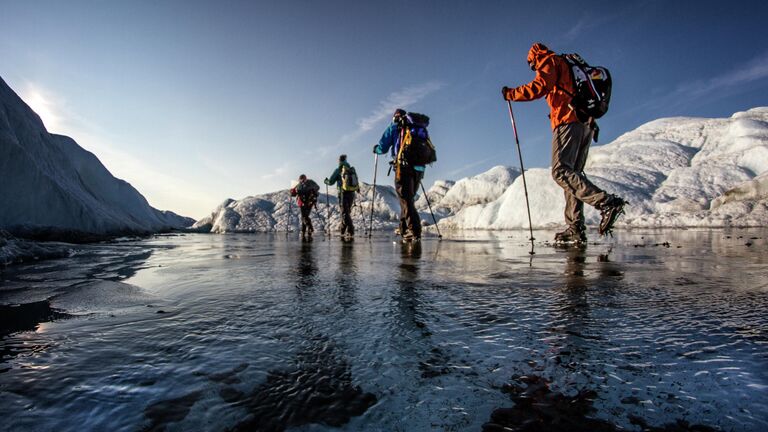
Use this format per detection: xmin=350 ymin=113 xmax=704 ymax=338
xmin=0 ymin=76 xmax=193 ymax=239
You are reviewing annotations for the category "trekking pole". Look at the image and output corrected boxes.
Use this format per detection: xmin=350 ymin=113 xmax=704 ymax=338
xmin=325 ymin=183 xmax=331 ymax=236
xmin=286 ymin=196 xmax=292 ymax=235
xmin=356 ymin=191 xmax=365 ymax=230
xmin=368 ymin=153 xmax=379 ymax=238
xmin=506 ymin=101 xmax=535 ymax=255
xmin=419 ymin=181 xmax=442 ymax=239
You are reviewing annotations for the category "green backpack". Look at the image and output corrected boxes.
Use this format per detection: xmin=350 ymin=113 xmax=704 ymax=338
xmin=341 ymin=165 xmax=359 ymax=192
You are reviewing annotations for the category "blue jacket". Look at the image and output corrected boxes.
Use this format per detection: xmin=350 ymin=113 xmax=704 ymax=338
xmin=374 ymin=122 xmax=425 ymax=172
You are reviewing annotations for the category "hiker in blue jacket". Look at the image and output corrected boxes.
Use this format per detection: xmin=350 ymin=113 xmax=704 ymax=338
xmin=324 ymin=154 xmax=356 ymax=237
xmin=373 ymin=109 xmax=425 ymax=241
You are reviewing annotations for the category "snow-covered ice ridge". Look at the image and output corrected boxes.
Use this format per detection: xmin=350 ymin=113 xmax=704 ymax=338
xmin=198 ymin=108 xmax=767 ymax=232
xmin=0 ymin=76 xmax=194 ymax=238
xmin=444 ymin=107 xmax=768 ymax=229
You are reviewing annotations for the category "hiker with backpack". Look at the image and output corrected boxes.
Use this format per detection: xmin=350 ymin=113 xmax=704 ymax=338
xmin=373 ymin=109 xmax=437 ymax=242
xmin=502 ymin=42 xmax=626 ymax=243
xmin=324 ymin=154 xmax=358 ymax=238
xmin=290 ymin=174 xmax=320 ymax=238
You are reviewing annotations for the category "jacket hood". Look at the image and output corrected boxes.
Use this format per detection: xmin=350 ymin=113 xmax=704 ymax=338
xmin=527 ymin=42 xmax=554 ymax=70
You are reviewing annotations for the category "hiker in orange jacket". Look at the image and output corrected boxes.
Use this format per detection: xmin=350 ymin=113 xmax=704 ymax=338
xmin=502 ymin=42 xmax=626 ymax=243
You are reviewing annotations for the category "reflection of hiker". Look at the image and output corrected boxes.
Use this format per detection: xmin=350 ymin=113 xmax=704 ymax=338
xmin=290 ymin=174 xmax=320 ymax=238
xmin=374 ymin=109 xmax=435 ymax=242
xmin=324 ymin=154 xmax=358 ymax=237
xmin=502 ymin=42 xmax=626 ymax=243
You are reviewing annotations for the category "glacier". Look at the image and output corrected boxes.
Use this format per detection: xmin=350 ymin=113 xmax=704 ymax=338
xmin=0 ymin=76 xmax=194 ymax=240
xmin=194 ymin=108 xmax=768 ymax=234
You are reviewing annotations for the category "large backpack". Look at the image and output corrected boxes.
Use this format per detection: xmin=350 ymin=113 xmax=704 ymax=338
xmin=560 ymin=53 xmax=612 ymax=120
xmin=298 ymin=180 xmax=320 ymax=206
xmin=341 ymin=165 xmax=359 ymax=192
xmin=398 ymin=112 xmax=437 ymax=166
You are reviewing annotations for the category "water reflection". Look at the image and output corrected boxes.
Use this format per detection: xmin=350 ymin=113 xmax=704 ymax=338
xmin=335 ymin=241 xmax=358 ymax=309
xmin=550 ymin=247 xmax=620 ymax=374
xmin=225 ymin=239 xmax=376 ymax=430
xmin=295 ymin=239 xmax=318 ymax=291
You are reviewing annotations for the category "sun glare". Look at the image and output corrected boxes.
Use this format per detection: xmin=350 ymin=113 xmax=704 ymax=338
xmin=22 ymin=85 xmax=60 ymax=132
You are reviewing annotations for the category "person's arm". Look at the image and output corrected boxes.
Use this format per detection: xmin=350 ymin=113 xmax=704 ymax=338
xmin=510 ymin=57 xmax=558 ymax=101
xmin=326 ymin=167 xmax=341 ymax=185
xmin=374 ymin=123 xmax=398 ymax=155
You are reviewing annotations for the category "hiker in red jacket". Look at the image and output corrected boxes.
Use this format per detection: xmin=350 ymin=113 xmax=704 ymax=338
xmin=502 ymin=42 xmax=626 ymax=243
xmin=290 ymin=174 xmax=320 ymax=238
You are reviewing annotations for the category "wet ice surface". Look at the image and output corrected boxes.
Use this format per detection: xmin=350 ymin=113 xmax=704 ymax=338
xmin=0 ymin=230 xmax=767 ymax=432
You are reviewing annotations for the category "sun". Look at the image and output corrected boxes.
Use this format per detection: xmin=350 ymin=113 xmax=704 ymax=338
xmin=22 ymin=85 xmax=60 ymax=132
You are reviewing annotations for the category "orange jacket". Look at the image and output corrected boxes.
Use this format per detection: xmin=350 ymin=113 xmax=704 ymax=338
xmin=509 ymin=43 xmax=579 ymax=130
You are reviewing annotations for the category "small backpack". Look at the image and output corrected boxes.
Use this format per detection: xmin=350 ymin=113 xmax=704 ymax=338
xmin=560 ymin=53 xmax=612 ymax=120
xmin=398 ymin=112 xmax=437 ymax=166
xmin=341 ymin=165 xmax=359 ymax=192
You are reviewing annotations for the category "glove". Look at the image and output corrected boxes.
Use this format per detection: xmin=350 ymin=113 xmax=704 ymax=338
xmin=372 ymin=144 xmax=380 ymax=154
xmin=323 ymin=178 xmax=330 ymax=185
xmin=502 ymin=86 xmax=512 ymax=101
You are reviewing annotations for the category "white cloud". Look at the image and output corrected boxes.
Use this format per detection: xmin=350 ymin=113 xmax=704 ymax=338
xmin=325 ymin=81 xmax=445 ymax=154
xmin=260 ymin=161 xmax=292 ymax=181
xmin=673 ymin=51 xmax=768 ymax=98
xmin=446 ymin=153 xmax=506 ymax=179
xmin=355 ymin=81 xmax=444 ymax=134
xmin=563 ymin=18 xmax=589 ymax=42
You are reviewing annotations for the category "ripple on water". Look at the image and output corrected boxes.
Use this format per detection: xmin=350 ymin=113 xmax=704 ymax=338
xmin=0 ymin=231 xmax=767 ymax=431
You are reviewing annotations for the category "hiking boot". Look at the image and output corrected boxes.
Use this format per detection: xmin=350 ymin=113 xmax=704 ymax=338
xmin=554 ymin=226 xmax=587 ymax=244
xmin=598 ymin=195 xmax=627 ymax=236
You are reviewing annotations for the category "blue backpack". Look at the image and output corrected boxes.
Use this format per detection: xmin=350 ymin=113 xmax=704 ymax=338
xmin=397 ymin=112 xmax=437 ymax=166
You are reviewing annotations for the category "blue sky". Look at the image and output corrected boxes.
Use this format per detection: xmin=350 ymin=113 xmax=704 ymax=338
xmin=2 ymin=0 xmax=767 ymax=219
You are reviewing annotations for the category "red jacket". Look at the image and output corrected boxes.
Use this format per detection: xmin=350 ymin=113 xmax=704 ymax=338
xmin=509 ymin=43 xmax=579 ymax=130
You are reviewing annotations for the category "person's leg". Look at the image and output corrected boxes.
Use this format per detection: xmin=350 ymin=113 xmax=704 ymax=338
xmin=395 ymin=177 xmax=408 ymax=235
xmin=397 ymin=168 xmax=421 ymax=238
xmin=409 ymin=171 xmax=423 ymax=237
xmin=563 ymin=190 xmax=583 ymax=229
xmin=338 ymin=193 xmax=347 ymax=235
xmin=301 ymin=206 xmax=312 ymax=235
xmin=570 ymin=126 xmax=594 ymax=228
xmin=343 ymin=191 xmax=355 ymax=235
xmin=551 ymin=123 xmax=610 ymax=212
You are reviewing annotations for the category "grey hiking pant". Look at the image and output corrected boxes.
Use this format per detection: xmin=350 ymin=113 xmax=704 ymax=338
xmin=551 ymin=122 xmax=610 ymax=229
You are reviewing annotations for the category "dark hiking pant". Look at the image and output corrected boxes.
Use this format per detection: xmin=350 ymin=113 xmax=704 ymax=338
xmin=551 ymin=122 xmax=610 ymax=228
xmin=396 ymin=165 xmax=423 ymax=237
xmin=339 ymin=190 xmax=355 ymax=235
xmin=300 ymin=205 xmax=313 ymax=235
